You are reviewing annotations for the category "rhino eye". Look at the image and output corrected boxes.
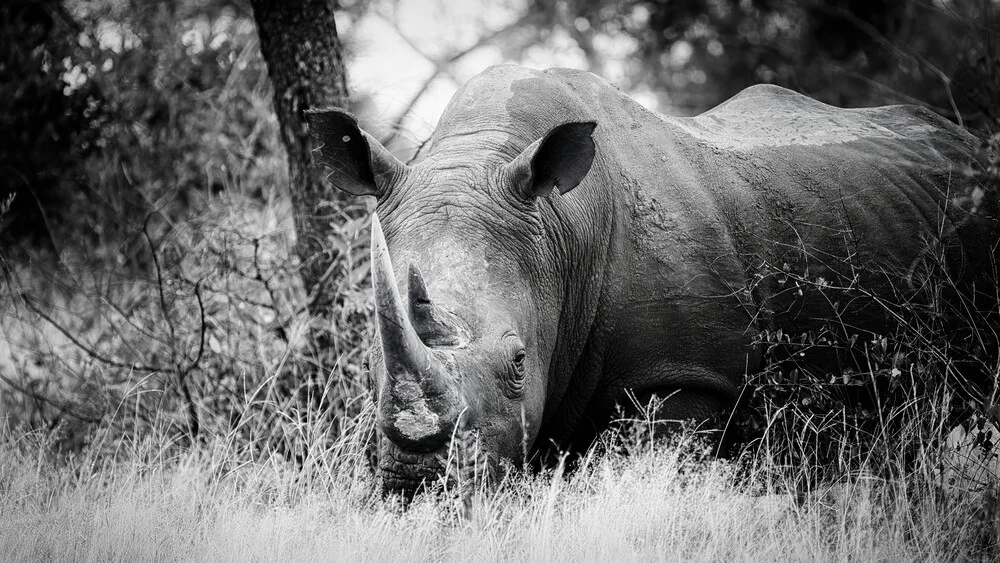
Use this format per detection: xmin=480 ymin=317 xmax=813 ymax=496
xmin=507 ymin=351 xmax=526 ymax=396
xmin=512 ymin=349 xmax=526 ymax=376
xmin=502 ymin=334 xmax=527 ymax=396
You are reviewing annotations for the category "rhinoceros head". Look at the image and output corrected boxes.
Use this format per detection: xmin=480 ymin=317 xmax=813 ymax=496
xmin=306 ymin=108 xmax=596 ymax=495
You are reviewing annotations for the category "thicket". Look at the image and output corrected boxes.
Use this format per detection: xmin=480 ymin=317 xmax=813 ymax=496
xmin=0 ymin=0 xmax=374 ymax=461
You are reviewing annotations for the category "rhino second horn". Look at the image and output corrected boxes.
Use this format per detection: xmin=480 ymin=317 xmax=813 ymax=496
xmin=370 ymin=214 xmax=460 ymax=451
xmin=407 ymin=264 xmax=469 ymax=348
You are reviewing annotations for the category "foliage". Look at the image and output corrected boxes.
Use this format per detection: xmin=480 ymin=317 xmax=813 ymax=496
xmin=0 ymin=0 xmax=302 ymax=262
xmin=0 ymin=1 xmax=107 ymax=248
xmin=1 ymin=189 xmax=376 ymax=459
xmin=69 ymin=0 xmax=289 ymax=264
xmin=0 ymin=0 xmax=384 ymax=459
xmin=726 ymin=209 xmax=999 ymax=490
xmin=534 ymin=0 xmax=1000 ymax=132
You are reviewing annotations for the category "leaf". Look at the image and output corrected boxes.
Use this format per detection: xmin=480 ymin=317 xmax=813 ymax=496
xmin=208 ymin=334 xmax=223 ymax=354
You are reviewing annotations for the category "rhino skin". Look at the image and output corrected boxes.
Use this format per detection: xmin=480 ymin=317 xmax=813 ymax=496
xmin=306 ymin=65 xmax=993 ymax=495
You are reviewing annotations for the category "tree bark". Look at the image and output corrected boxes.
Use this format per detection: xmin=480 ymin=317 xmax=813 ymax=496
xmin=250 ymin=0 xmax=349 ymax=319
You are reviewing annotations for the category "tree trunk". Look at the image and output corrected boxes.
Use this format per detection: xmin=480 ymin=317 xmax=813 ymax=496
xmin=250 ymin=0 xmax=349 ymax=319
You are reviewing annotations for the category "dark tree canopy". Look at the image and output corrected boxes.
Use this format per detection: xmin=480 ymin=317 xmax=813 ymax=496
xmin=531 ymin=0 xmax=998 ymax=131
xmin=0 ymin=1 xmax=106 ymax=250
xmin=2 ymin=0 xmax=996 ymax=261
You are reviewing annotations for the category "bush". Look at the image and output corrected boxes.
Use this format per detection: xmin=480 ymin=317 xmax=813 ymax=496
xmin=728 ymin=142 xmax=1000 ymax=489
xmin=1 ymin=186 xmax=376 ymax=459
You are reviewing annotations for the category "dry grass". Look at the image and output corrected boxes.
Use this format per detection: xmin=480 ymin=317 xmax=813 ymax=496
xmin=0 ymin=409 xmax=997 ymax=562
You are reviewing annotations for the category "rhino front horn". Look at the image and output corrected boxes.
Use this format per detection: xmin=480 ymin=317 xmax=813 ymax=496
xmin=370 ymin=213 xmax=461 ymax=451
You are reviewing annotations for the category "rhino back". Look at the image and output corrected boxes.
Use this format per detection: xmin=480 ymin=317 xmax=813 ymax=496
xmin=535 ymin=73 xmax=985 ymax=322
xmin=666 ymin=85 xmax=985 ymax=332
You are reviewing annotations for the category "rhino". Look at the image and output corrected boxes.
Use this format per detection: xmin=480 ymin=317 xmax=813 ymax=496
xmin=305 ymin=65 xmax=992 ymax=495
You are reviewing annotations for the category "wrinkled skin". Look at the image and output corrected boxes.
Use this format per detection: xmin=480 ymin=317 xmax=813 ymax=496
xmin=306 ymin=65 xmax=991 ymax=495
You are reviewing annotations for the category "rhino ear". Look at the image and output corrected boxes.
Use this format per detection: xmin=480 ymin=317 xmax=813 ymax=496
xmin=305 ymin=108 xmax=406 ymax=197
xmin=507 ymin=121 xmax=597 ymax=198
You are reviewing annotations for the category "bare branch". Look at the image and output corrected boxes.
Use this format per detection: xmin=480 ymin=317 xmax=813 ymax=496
xmin=378 ymin=9 xmax=545 ymax=148
xmin=184 ymin=281 xmax=208 ymax=372
xmin=22 ymin=295 xmax=169 ymax=373
xmin=253 ymin=237 xmax=290 ymax=343
xmin=0 ymin=370 xmax=103 ymax=424
xmin=143 ymin=214 xmax=179 ymax=370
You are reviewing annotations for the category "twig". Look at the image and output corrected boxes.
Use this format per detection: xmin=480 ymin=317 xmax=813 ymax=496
xmin=143 ymin=215 xmax=179 ymax=368
xmin=21 ymin=295 xmax=168 ymax=373
xmin=252 ymin=237 xmax=289 ymax=343
xmin=184 ymin=281 xmax=208 ymax=372
xmin=378 ymin=10 xmax=544 ymax=148
xmin=0 ymin=370 xmax=103 ymax=424
xmin=174 ymin=280 xmax=207 ymax=440
xmin=821 ymin=4 xmax=965 ymax=126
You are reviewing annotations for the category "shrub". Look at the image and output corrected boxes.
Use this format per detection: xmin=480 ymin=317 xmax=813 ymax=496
xmin=727 ymin=146 xmax=999 ymax=490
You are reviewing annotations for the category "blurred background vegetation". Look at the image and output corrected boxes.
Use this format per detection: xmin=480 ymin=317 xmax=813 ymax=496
xmin=0 ymin=0 xmax=997 ymax=476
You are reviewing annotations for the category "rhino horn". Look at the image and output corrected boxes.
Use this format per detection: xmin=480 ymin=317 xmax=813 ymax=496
xmin=371 ymin=213 xmax=460 ymax=451
xmin=407 ymin=264 xmax=469 ymax=348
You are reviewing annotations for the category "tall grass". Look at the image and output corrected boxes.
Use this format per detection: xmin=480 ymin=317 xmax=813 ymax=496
xmin=1 ymin=396 xmax=997 ymax=562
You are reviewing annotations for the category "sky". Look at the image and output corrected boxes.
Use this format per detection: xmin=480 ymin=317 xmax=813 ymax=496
xmin=335 ymin=0 xmax=659 ymax=156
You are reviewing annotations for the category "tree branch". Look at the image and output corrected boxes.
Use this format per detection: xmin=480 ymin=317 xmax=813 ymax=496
xmin=378 ymin=9 xmax=545 ymax=148
xmin=21 ymin=295 xmax=169 ymax=373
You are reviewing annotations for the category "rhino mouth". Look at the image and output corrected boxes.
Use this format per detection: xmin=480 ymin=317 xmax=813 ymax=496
xmin=377 ymin=432 xmax=497 ymax=497
xmin=378 ymin=439 xmax=447 ymax=496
